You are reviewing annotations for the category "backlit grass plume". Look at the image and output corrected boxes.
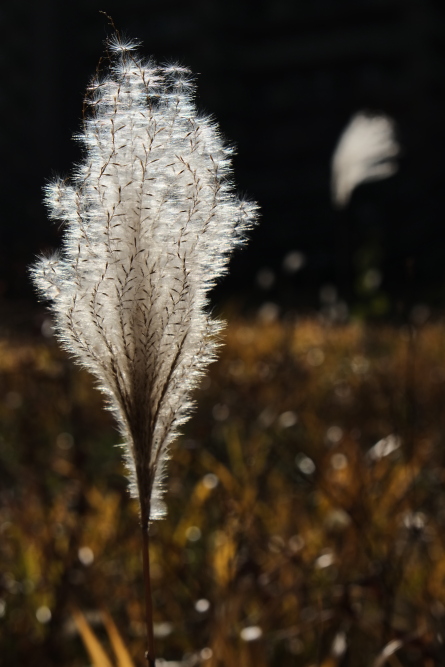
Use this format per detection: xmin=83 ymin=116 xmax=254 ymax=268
xmin=331 ymin=111 xmax=399 ymax=208
xmin=31 ymin=38 xmax=257 ymax=528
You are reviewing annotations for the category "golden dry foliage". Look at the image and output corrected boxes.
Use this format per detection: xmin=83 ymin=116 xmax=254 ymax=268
xmin=2 ymin=318 xmax=445 ymax=666
xmin=72 ymin=608 xmax=114 ymax=667
xmin=72 ymin=607 xmax=135 ymax=667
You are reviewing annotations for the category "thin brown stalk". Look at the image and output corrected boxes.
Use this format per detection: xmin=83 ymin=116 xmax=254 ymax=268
xmin=142 ymin=524 xmax=155 ymax=667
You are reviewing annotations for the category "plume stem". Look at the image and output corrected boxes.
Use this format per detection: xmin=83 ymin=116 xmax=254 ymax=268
xmin=142 ymin=523 xmax=155 ymax=667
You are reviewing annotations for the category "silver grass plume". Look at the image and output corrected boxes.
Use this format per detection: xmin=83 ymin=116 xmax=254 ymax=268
xmin=331 ymin=111 xmax=399 ymax=208
xmin=31 ymin=38 xmax=257 ymax=528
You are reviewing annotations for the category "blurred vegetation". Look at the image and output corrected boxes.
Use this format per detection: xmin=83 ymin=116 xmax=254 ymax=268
xmin=1 ymin=316 xmax=445 ymax=666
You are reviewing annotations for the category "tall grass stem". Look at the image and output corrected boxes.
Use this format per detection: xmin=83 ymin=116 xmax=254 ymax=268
xmin=142 ymin=525 xmax=155 ymax=666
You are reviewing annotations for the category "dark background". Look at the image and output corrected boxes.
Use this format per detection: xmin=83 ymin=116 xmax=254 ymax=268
xmin=1 ymin=0 xmax=445 ymax=325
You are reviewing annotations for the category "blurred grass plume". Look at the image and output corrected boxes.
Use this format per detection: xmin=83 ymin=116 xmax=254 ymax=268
xmin=331 ymin=111 xmax=399 ymax=207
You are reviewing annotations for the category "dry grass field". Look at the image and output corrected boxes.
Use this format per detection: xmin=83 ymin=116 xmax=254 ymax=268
xmin=1 ymin=317 xmax=445 ymax=666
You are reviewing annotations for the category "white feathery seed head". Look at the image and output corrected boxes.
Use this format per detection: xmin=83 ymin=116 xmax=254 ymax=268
xmin=31 ymin=37 xmax=257 ymax=527
xmin=331 ymin=112 xmax=399 ymax=208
